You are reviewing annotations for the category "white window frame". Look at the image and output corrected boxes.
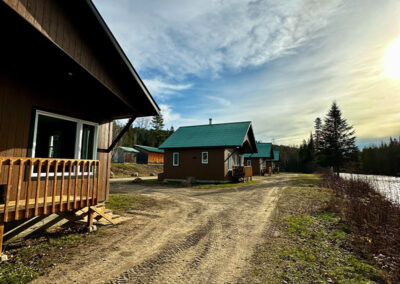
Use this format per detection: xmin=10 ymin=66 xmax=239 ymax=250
xmin=228 ymin=152 xmax=232 ymax=171
xmin=173 ymin=152 xmax=179 ymax=166
xmin=201 ymin=152 xmax=208 ymax=164
xmin=31 ymin=110 xmax=99 ymax=178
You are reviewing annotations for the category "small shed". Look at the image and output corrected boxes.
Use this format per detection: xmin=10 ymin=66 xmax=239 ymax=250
xmin=133 ymin=145 xmax=164 ymax=164
xmin=112 ymin=147 xmax=139 ymax=163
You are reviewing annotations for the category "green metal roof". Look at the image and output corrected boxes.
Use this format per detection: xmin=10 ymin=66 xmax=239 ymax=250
xmin=159 ymin=121 xmax=255 ymax=150
xmin=244 ymin=143 xmax=272 ymax=158
xmin=273 ymin=150 xmax=280 ymax=161
xmin=134 ymin=145 xmax=164 ymax=154
xmin=119 ymin=146 xmax=139 ymax=153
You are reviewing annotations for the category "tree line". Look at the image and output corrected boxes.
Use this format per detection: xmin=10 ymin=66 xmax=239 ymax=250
xmin=283 ymin=102 xmax=399 ymax=176
xmin=359 ymin=138 xmax=400 ymax=176
xmin=282 ymin=102 xmax=358 ymax=174
xmin=112 ymin=114 xmax=174 ymax=149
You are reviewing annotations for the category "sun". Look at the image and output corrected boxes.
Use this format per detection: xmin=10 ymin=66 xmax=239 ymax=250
xmin=384 ymin=37 xmax=400 ymax=79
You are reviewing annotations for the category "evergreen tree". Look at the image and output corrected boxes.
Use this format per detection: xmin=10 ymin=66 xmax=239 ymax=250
xmin=299 ymin=133 xmax=317 ymax=173
xmin=314 ymin=117 xmax=323 ymax=151
xmin=151 ymin=114 xmax=165 ymax=131
xmin=320 ymin=102 xmax=357 ymax=174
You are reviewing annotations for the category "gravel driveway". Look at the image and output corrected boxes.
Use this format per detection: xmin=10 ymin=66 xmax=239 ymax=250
xmin=34 ymin=175 xmax=289 ymax=283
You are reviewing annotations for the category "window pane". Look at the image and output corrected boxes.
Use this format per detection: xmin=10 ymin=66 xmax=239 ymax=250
xmin=35 ymin=115 xmax=76 ymax=159
xmin=173 ymin=153 xmax=179 ymax=165
xmin=202 ymin=152 xmax=208 ymax=163
xmin=81 ymin=124 xmax=95 ymax=159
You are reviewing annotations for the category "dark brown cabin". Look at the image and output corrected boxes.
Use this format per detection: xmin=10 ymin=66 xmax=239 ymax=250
xmin=0 ymin=0 xmax=159 ymax=256
xmin=159 ymin=121 xmax=257 ymax=182
xmin=244 ymin=143 xmax=273 ymax=176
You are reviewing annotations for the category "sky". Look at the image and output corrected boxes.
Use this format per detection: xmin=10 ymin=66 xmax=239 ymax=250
xmin=93 ymin=0 xmax=400 ymax=148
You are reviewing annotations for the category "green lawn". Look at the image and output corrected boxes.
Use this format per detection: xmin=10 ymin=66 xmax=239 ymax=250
xmin=105 ymin=193 xmax=159 ymax=215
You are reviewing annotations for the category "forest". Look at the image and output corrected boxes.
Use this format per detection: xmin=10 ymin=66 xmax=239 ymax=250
xmin=112 ymin=115 xmax=174 ymax=149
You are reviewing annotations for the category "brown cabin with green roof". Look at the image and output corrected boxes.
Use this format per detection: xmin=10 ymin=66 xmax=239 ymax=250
xmin=0 ymin=0 xmax=159 ymax=256
xmin=244 ymin=143 xmax=273 ymax=176
xmin=159 ymin=121 xmax=258 ymax=183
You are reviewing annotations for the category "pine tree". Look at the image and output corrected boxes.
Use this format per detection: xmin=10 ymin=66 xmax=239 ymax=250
xmin=320 ymin=102 xmax=357 ymax=174
xmin=151 ymin=114 xmax=165 ymax=131
xmin=314 ymin=117 xmax=322 ymax=151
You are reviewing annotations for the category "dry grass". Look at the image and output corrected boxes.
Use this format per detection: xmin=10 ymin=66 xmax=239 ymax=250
xmin=324 ymin=175 xmax=400 ymax=282
xmin=248 ymin=174 xmax=385 ymax=283
xmin=111 ymin=163 xmax=163 ymax=178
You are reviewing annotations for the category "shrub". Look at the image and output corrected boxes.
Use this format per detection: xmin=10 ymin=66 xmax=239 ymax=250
xmin=323 ymin=175 xmax=400 ymax=282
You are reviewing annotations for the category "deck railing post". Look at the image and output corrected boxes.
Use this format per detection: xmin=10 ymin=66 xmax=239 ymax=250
xmin=34 ymin=160 xmax=42 ymax=216
xmin=25 ymin=160 xmax=33 ymax=219
xmin=15 ymin=159 xmax=24 ymax=220
xmin=67 ymin=161 xmax=72 ymax=211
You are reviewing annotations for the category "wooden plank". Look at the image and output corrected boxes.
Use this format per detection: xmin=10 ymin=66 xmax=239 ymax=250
xmin=34 ymin=160 xmax=42 ymax=216
xmin=4 ymin=160 xmax=13 ymax=222
xmin=59 ymin=160 xmax=65 ymax=212
xmin=14 ymin=159 xmax=24 ymax=220
xmin=43 ymin=160 xmax=50 ymax=215
xmin=74 ymin=161 xmax=79 ymax=209
xmin=24 ymin=160 xmax=33 ymax=218
xmin=96 ymin=162 xmax=100 ymax=205
xmin=67 ymin=161 xmax=72 ymax=210
xmin=80 ymin=161 xmax=85 ymax=208
xmin=88 ymin=209 xmax=94 ymax=227
xmin=51 ymin=160 xmax=58 ymax=213
xmin=91 ymin=163 xmax=96 ymax=206
xmin=86 ymin=161 xmax=91 ymax=207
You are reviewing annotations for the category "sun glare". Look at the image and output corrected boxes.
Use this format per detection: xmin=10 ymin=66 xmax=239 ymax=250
xmin=384 ymin=37 xmax=400 ymax=80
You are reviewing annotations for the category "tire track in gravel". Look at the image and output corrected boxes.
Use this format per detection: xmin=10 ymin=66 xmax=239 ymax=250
xmin=33 ymin=175 xmax=291 ymax=284
xmin=109 ymin=220 xmax=214 ymax=284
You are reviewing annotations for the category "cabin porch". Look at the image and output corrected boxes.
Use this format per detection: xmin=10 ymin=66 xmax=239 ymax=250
xmin=0 ymin=157 xmax=111 ymax=259
xmin=232 ymin=166 xmax=253 ymax=181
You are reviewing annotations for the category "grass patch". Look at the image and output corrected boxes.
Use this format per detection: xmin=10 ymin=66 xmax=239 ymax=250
xmin=0 ymin=227 xmax=92 ymax=283
xmin=195 ymin=180 xmax=258 ymax=189
xmin=248 ymin=174 xmax=384 ymax=283
xmin=292 ymin=174 xmax=322 ymax=187
xmin=106 ymin=193 xmax=158 ymax=215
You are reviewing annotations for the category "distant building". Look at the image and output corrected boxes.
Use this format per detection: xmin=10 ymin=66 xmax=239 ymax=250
xmin=244 ymin=143 xmax=273 ymax=175
xmin=112 ymin=147 xmax=139 ymax=163
xmin=133 ymin=145 xmax=164 ymax=164
xmin=267 ymin=150 xmax=280 ymax=173
xmin=159 ymin=121 xmax=257 ymax=182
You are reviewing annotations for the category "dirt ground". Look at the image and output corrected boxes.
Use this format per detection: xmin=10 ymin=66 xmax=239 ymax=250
xmin=32 ymin=174 xmax=292 ymax=283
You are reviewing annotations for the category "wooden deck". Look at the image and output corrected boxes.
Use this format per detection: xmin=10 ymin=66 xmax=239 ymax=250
xmin=0 ymin=157 xmax=100 ymax=223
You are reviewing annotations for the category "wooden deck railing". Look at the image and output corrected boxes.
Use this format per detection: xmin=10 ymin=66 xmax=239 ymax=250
xmin=0 ymin=157 xmax=100 ymax=223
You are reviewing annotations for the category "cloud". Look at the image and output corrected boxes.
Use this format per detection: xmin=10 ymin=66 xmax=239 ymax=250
xmin=205 ymin=96 xmax=232 ymax=107
xmin=95 ymin=0 xmax=400 ymax=146
xmin=143 ymin=78 xmax=192 ymax=100
xmin=94 ymin=0 xmax=343 ymax=78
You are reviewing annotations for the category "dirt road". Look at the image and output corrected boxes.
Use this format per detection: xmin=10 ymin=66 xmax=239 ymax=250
xmin=34 ymin=175 xmax=289 ymax=283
